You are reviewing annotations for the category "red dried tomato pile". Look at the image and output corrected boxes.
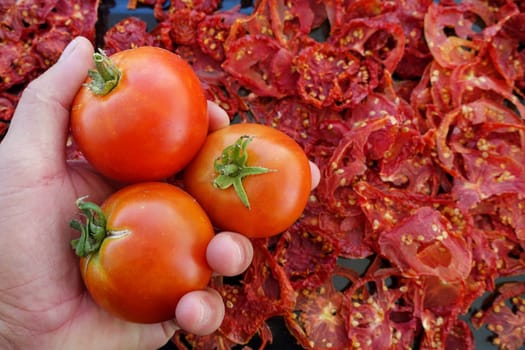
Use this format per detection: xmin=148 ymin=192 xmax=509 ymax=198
xmin=0 ymin=0 xmax=99 ymax=137
xmin=2 ymin=0 xmax=525 ymax=349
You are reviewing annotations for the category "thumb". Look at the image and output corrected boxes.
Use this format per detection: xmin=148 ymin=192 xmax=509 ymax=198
xmin=2 ymin=36 xmax=94 ymax=167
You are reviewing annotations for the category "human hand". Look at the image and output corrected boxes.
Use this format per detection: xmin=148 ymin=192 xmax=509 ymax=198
xmin=0 ymin=37 xmax=257 ymax=350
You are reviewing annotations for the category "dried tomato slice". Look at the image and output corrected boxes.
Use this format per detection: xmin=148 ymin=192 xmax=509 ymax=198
xmin=343 ymin=263 xmax=419 ymax=350
xmin=173 ymin=328 xmax=239 ymax=350
xmin=295 ymin=42 xmax=380 ymax=110
xmin=284 ymin=265 xmax=358 ymax=350
xmin=0 ymin=42 xmax=39 ymax=92
xmin=218 ymin=241 xmax=295 ymax=344
xmin=103 ymin=17 xmax=157 ymax=54
xmin=433 ymin=98 xmax=525 ymax=210
xmin=472 ymin=282 xmax=525 ymax=349
xmin=31 ymin=28 xmax=73 ymax=65
xmin=389 ymin=0 xmax=432 ymax=79
xmin=328 ymin=18 xmax=405 ymax=74
xmin=424 ymin=2 xmax=484 ymax=68
xmin=197 ymin=8 xmax=244 ymax=61
xmin=273 ymin=227 xmax=339 ymax=290
xmin=246 ymin=96 xmax=342 ymax=151
xmin=222 ymin=34 xmax=296 ymax=98
xmin=489 ymin=31 xmax=524 ymax=87
xmin=378 ymin=206 xmax=472 ymax=283
xmin=419 ymin=314 xmax=474 ymax=350
xmin=166 ymin=9 xmax=206 ymax=46
xmin=267 ymin=0 xmax=328 ymax=45
xmin=470 ymin=194 xmax=525 ymax=277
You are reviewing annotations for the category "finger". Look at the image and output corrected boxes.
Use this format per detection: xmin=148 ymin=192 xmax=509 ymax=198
xmin=207 ymin=100 xmax=230 ymax=132
xmin=207 ymin=231 xmax=254 ymax=277
xmin=2 ymin=37 xmax=94 ymax=166
xmin=175 ymin=288 xmax=225 ymax=336
xmin=309 ymin=161 xmax=321 ymax=190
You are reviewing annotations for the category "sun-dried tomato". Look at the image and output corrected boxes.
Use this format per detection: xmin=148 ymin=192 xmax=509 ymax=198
xmin=469 ymin=195 xmax=525 ymax=277
xmin=218 ymin=241 xmax=295 ymax=344
xmin=222 ymin=34 xmax=296 ymax=98
xmin=295 ymin=42 xmax=381 ymax=110
xmin=329 ymin=18 xmax=405 ymax=74
xmin=0 ymin=42 xmax=38 ymax=92
xmin=424 ymin=2 xmax=485 ymax=69
xmin=267 ymin=0 xmax=328 ymax=45
xmin=32 ymin=28 xmax=74 ymax=65
xmin=172 ymin=330 xmax=241 ymax=350
xmin=103 ymin=17 xmax=157 ymax=54
xmin=472 ymin=282 xmax=525 ymax=349
xmin=246 ymin=96 xmax=341 ymax=151
xmin=490 ymin=28 xmax=524 ymax=87
xmin=393 ymin=0 xmax=433 ymax=80
xmin=284 ymin=265 xmax=358 ymax=350
xmin=451 ymin=62 xmax=525 ymax=116
xmin=166 ymin=9 xmax=206 ymax=46
xmin=419 ymin=314 xmax=474 ymax=350
xmin=378 ymin=206 xmax=472 ymax=283
xmin=225 ymin=0 xmax=326 ymax=49
xmin=342 ymin=262 xmax=419 ymax=349
xmin=224 ymin=0 xmax=273 ymax=45
xmin=433 ymin=98 xmax=525 ymax=210
xmin=273 ymin=227 xmax=339 ymax=290
xmin=197 ymin=8 xmax=244 ymax=61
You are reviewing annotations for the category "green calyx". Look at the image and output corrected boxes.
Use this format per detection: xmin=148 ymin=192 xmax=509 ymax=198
xmin=85 ymin=49 xmax=121 ymax=96
xmin=213 ymin=135 xmax=276 ymax=209
xmin=70 ymin=197 xmax=107 ymax=257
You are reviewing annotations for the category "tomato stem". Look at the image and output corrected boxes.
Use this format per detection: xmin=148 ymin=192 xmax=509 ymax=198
xmin=213 ymin=135 xmax=275 ymax=209
xmin=85 ymin=49 xmax=121 ymax=96
xmin=70 ymin=196 xmax=108 ymax=257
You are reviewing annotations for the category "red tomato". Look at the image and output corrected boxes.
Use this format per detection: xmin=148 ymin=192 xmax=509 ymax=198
xmin=70 ymin=46 xmax=208 ymax=183
xmin=70 ymin=182 xmax=214 ymax=323
xmin=183 ymin=123 xmax=312 ymax=238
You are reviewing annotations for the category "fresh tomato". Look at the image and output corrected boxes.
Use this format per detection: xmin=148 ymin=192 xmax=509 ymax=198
xmin=70 ymin=46 xmax=208 ymax=183
xmin=70 ymin=182 xmax=214 ymax=324
xmin=183 ymin=123 xmax=312 ymax=238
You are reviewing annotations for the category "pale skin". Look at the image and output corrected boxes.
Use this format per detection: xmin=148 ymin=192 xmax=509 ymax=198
xmin=0 ymin=37 xmax=320 ymax=349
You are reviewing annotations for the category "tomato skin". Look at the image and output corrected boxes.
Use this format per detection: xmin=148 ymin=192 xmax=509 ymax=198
xmin=80 ymin=182 xmax=213 ymax=324
xmin=71 ymin=46 xmax=208 ymax=183
xmin=183 ymin=123 xmax=312 ymax=238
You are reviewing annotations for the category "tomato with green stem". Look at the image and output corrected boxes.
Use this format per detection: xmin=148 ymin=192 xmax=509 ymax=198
xmin=183 ymin=123 xmax=312 ymax=238
xmin=70 ymin=182 xmax=214 ymax=324
xmin=70 ymin=46 xmax=208 ymax=183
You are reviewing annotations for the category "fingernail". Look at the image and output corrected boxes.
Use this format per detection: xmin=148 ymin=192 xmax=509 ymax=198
xmin=59 ymin=37 xmax=80 ymax=62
